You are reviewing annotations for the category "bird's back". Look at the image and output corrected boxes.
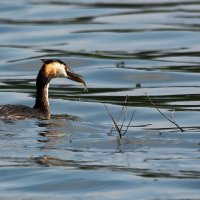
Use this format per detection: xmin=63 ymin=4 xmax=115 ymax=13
xmin=0 ymin=104 xmax=47 ymax=120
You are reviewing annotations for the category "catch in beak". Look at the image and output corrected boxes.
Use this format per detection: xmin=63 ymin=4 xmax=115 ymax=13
xmin=67 ymin=68 xmax=88 ymax=92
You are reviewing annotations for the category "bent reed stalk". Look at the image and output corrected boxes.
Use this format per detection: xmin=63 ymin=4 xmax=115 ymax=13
xmin=145 ymin=92 xmax=183 ymax=132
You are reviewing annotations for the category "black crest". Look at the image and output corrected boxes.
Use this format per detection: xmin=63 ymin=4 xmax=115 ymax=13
xmin=41 ymin=59 xmax=66 ymax=66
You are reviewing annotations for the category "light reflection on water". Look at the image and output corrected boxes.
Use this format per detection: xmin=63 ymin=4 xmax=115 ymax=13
xmin=0 ymin=0 xmax=200 ymax=199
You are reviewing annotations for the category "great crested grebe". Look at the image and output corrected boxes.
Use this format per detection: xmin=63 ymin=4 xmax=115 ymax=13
xmin=0 ymin=59 xmax=87 ymax=120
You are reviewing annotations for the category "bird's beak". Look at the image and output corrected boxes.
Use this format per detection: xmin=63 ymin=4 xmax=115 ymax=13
xmin=67 ymin=68 xmax=88 ymax=92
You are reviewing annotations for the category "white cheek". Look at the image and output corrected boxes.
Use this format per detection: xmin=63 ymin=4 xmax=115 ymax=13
xmin=55 ymin=63 xmax=68 ymax=78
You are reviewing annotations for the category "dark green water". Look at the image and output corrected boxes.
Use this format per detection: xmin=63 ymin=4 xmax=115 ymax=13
xmin=0 ymin=1 xmax=200 ymax=199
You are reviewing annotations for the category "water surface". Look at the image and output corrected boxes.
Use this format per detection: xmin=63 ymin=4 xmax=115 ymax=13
xmin=0 ymin=0 xmax=200 ymax=199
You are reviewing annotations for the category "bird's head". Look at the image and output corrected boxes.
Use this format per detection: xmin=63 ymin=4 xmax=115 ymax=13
xmin=40 ymin=59 xmax=87 ymax=90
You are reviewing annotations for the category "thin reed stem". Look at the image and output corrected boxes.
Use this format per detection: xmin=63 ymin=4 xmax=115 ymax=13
xmin=145 ymin=92 xmax=183 ymax=132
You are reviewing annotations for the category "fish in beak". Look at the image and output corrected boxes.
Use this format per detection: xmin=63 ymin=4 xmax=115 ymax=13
xmin=67 ymin=68 xmax=88 ymax=92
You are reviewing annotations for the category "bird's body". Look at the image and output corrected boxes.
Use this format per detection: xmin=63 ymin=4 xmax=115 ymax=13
xmin=0 ymin=104 xmax=46 ymax=120
xmin=0 ymin=59 xmax=86 ymax=120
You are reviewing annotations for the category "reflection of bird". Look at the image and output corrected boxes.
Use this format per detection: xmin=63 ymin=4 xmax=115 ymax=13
xmin=0 ymin=59 xmax=87 ymax=120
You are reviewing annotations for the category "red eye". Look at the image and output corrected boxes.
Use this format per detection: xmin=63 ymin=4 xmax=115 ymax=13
xmin=65 ymin=66 xmax=68 ymax=71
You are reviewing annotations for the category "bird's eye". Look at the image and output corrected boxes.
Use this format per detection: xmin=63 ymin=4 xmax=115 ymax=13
xmin=65 ymin=66 xmax=69 ymax=71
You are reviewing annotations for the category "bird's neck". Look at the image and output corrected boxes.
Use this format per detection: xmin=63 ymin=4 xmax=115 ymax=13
xmin=33 ymin=69 xmax=51 ymax=118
